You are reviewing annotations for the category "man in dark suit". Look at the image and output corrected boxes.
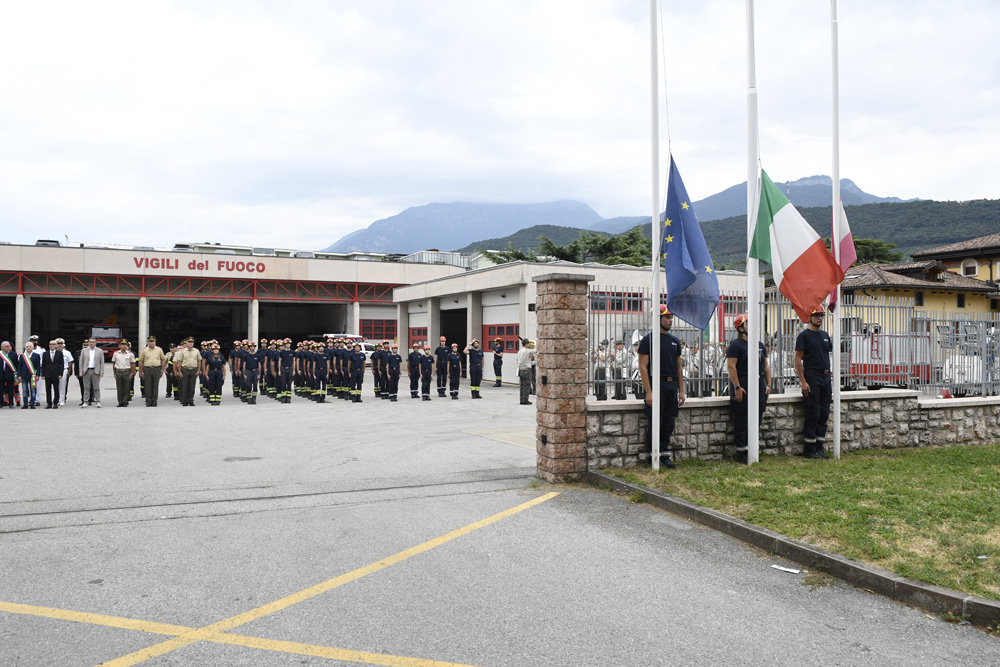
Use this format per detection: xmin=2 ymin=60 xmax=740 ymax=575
xmin=0 ymin=340 xmax=17 ymax=408
xmin=17 ymin=342 xmax=42 ymax=410
xmin=41 ymin=339 xmax=65 ymax=409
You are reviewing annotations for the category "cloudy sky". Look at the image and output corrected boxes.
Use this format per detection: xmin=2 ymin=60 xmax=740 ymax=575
xmin=0 ymin=1 xmax=996 ymax=251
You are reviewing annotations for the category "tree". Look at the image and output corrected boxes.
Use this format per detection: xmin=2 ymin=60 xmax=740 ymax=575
xmin=853 ymin=238 xmax=905 ymax=264
xmin=479 ymin=243 xmax=537 ymax=265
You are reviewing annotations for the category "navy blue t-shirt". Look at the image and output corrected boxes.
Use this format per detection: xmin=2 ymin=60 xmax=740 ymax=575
xmin=795 ymin=328 xmax=831 ymax=374
xmin=637 ymin=331 xmax=681 ymax=388
xmin=725 ymin=338 xmax=767 ymax=380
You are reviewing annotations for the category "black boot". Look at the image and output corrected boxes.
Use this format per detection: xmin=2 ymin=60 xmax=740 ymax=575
xmin=494 ymin=379 xmax=502 ymax=387
xmin=422 ymin=395 xmax=431 ymax=401
xmin=390 ymin=395 xmax=397 ymax=402
xmin=411 ymin=391 xmax=418 ymax=399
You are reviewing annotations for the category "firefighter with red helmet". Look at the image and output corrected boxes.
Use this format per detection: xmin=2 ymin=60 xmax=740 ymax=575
xmin=795 ymin=307 xmax=833 ymax=459
xmin=637 ymin=304 xmax=684 ymax=469
xmin=726 ymin=313 xmax=772 ymax=464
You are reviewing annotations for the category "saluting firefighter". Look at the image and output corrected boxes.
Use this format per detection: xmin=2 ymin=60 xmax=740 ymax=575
xmin=407 ymin=342 xmax=422 ymax=398
xmin=434 ymin=336 xmax=449 ymax=397
xmin=492 ymin=337 xmax=504 ymax=387
xmin=447 ymin=343 xmax=462 ymax=400
xmin=348 ymin=342 xmax=366 ymax=402
xmin=464 ymin=339 xmax=484 ymax=399
xmin=205 ymin=342 xmax=227 ymax=405
xmin=277 ymin=338 xmax=294 ymax=403
xmin=386 ymin=343 xmax=402 ymax=401
xmin=726 ymin=313 xmax=771 ymax=465
xmin=419 ymin=344 xmax=434 ymax=401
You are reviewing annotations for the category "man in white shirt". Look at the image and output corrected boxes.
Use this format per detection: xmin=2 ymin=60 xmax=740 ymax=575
xmin=56 ymin=338 xmax=72 ymax=405
xmin=77 ymin=338 xmax=105 ymax=408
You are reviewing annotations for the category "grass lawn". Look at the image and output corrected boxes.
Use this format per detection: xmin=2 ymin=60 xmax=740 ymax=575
xmin=609 ymin=445 xmax=1000 ymax=601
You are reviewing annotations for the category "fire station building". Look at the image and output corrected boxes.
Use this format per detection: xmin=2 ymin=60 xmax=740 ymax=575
xmin=0 ymin=244 xmax=463 ymax=351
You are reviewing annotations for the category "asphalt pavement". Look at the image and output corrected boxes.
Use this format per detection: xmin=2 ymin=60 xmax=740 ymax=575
xmin=1 ymin=378 xmax=997 ymax=666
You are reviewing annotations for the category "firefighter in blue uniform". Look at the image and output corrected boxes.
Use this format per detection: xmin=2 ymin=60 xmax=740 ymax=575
xmin=205 ymin=343 xmax=226 ymax=405
xmin=379 ymin=341 xmax=392 ymax=399
xmin=243 ymin=340 xmax=263 ymax=404
xmin=332 ymin=338 xmax=346 ymax=400
xmin=235 ymin=339 xmax=248 ymax=402
xmin=276 ymin=338 xmax=293 ymax=403
xmin=407 ymin=342 xmax=422 ymax=398
xmin=638 ymin=305 xmax=685 ymax=469
xmin=229 ymin=340 xmax=242 ymax=399
xmin=726 ymin=313 xmax=772 ymax=464
xmin=386 ymin=343 xmax=402 ymax=402
xmin=348 ymin=342 xmax=366 ymax=402
xmin=795 ymin=307 xmax=834 ymax=459
xmin=370 ymin=341 xmax=383 ymax=399
xmin=419 ymin=344 xmax=434 ymax=401
xmin=434 ymin=336 xmax=449 ymax=397
xmin=465 ymin=339 xmax=484 ymax=399
xmin=324 ymin=338 xmax=336 ymax=397
xmin=492 ymin=337 xmax=504 ymax=387
xmin=313 ymin=341 xmax=329 ymax=402
xmin=447 ymin=343 xmax=462 ymax=400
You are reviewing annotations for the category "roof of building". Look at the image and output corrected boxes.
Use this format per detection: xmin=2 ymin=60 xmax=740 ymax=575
xmin=842 ymin=262 xmax=995 ymax=293
xmin=911 ymin=233 xmax=1000 ymax=258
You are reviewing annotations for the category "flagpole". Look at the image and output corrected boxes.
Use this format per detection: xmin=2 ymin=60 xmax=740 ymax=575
xmin=831 ymin=0 xmax=842 ymax=460
xmin=746 ymin=0 xmax=760 ymax=465
xmin=650 ymin=0 xmax=662 ymax=471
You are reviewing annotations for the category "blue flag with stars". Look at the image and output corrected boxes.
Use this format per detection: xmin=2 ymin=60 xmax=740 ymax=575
xmin=662 ymin=156 xmax=719 ymax=330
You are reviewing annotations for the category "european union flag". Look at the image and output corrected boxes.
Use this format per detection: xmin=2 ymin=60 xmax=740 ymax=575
xmin=662 ymin=156 xmax=719 ymax=330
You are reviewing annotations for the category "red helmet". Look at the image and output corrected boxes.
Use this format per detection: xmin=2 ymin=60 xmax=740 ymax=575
xmin=659 ymin=304 xmax=672 ymax=316
xmin=734 ymin=313 xmax=749 ymax=329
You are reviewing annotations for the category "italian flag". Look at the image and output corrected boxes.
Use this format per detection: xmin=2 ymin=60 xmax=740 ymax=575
xmin=749 ymin=169 xmax=844 ymax=322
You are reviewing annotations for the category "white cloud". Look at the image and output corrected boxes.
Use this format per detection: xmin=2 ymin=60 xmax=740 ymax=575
xmin=0 ymin=0 xmax=996 ymax=250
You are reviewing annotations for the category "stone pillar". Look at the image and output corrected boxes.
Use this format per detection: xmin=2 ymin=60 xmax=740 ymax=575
xmin=351 ymin=301 xmax=361 ymax=335
xmin=396 ymin=303 xmax=409 ymax=347
xmin=532 ymin=273 xmax=594 ymax=483
xmin=427 ymin=297 xmax=441 ymax=348
xmin=466 ymin=291 xmax=482 ymax=343
xmin=138 ymin=297 xmax=149 ymax=345
xmin=249 ymin=299 xmax=259 ymax=342
xmin=15 ymin=294 xmax=30 ymax=350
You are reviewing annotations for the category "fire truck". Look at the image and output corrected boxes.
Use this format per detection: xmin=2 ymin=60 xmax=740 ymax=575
xmin=91 ymin=325 xmax=123 ymax=360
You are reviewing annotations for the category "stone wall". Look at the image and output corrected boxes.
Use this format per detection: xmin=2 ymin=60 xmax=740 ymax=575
xmin=586 ymin=390 xmax=1000 ymax=469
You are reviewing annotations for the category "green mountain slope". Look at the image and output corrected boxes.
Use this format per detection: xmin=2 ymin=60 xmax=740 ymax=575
xmin=453 ymin=199 xmax=1000 ymax=268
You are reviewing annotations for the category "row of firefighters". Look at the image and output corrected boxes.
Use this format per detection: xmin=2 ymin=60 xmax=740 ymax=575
xmin=180 ymin=336 xmax=504 ymax=405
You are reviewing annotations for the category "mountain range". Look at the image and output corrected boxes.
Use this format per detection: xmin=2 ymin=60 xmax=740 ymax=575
xmin=324 ymin=176 xmax=914 ymax=254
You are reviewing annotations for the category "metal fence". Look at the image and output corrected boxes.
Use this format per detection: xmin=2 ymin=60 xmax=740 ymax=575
xmin=587 ymin=285 xmax=1000 ymax=400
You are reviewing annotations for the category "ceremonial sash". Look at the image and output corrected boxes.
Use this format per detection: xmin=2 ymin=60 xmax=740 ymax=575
xmin=1 ymin=352 xmax=16 ymax=375
xmin=20 ymin=353 xmax=37 ymax=376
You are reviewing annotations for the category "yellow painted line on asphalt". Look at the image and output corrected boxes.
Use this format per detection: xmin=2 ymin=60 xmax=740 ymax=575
xmin=95 ymin=491 xmax=560 ymax=666
xmin=464 ymin=429 xmax=537 ymax=450
xmin=210 ymin=631 xmax=483 ymax=666
xmin=0 ymin=601 xmax=191 ymax=636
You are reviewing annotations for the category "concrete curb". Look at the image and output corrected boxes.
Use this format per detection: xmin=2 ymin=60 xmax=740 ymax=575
xmin=585 ymin=470 xmax=1000 ymax=629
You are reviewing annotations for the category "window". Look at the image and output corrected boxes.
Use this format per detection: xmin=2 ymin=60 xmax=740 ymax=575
xmin=991 ymin=299 xmax=1000 ymax=311
xmin=957 ymin=294 xmax=966 ymax=309
xmin=588 ymin=291 xmax=644 ymax=313
xmin=961 ymin=259 xmax=978 ymax=277
xmin=488 ymin=326 xmax=496 ymax=336
xmin=361 ymin=319 xmax=397 ymax=341
xmin=914 ymin=291 xmax=923 ymax=307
